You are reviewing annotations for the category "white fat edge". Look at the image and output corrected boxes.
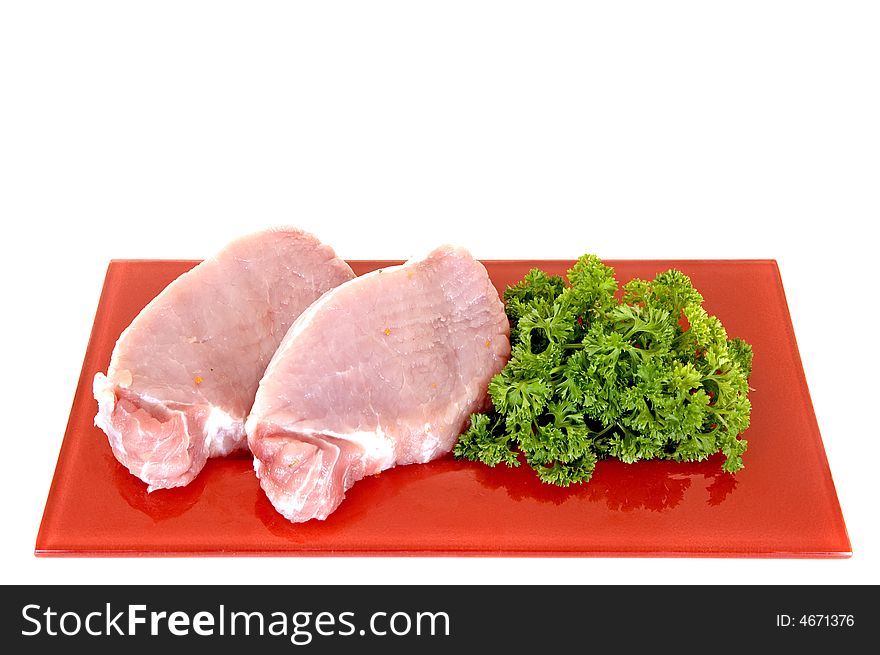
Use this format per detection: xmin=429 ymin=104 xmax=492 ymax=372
xmin=287 ymin=426 xmax=396 ymax=472
xmin=244 ymin=412 xmax=260 ymax=442
xmin=95 ymin=369 xmax=243 ymax=467
xmin=204 ymin=405 xmax=246 ymax=457
xmin=93 ymin=372 xmax=115 ymax=420
xmin=418 ymin=422 xmax=442 ymax=461
xmin=250 ymin=422 xmax=396 ymax=473
xmin=316 ymin=426 xmax=396 ymax=472
xmin=407 ymin=398 xmax=475 ymax=465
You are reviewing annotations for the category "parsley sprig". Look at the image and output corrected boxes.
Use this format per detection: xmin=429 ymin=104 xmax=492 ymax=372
xmin=455 ymin=255 xmax=753 ymax=486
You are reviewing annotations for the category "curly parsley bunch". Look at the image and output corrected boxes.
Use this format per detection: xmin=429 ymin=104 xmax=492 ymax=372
xmin=454 ymin=255 xmax=753 ymax=486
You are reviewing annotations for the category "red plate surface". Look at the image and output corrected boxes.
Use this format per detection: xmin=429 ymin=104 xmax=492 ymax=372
xmin=36 ymin=259 xmax=850 ymax=557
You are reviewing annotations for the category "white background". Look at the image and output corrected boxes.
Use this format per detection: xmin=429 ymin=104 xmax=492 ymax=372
xmin=1 ymin=1 xmax=878 ymax=585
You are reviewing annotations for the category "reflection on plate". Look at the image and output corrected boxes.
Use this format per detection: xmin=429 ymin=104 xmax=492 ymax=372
xmin=468 ymin=454 xmax=738 ymax=512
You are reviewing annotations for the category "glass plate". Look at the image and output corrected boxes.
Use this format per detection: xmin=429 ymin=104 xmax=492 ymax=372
xmin=36 ymin=259 xmax=850 ymax=557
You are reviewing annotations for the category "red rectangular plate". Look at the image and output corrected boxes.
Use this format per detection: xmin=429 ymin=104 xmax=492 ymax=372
xmin=36 ymin=259 xmax=851 ymax=557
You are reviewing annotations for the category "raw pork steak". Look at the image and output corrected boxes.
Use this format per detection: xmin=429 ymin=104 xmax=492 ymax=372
xmin=93 ymin=228 xmax=355 ymax=490
xmin=246 ymin=245 xmax=510 ymax=522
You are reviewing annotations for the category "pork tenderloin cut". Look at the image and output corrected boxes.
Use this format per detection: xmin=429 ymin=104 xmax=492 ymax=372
xmin=246 ymin=245 xmax=511 ymax=522
xmin=93 ymin=228 xmax=355 ymax=490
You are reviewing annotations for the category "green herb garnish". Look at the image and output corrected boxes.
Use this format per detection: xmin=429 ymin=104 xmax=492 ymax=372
xmin=455 ymin=255 xmax=753 ymax=486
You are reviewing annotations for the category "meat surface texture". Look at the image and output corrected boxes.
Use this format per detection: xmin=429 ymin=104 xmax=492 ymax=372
xmin=246 ymin=245 xmax=511 ymax=522
xmin=93 ymin=228 xmax=356 ymax=491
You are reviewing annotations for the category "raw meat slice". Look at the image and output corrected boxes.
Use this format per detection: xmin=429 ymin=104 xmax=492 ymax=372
xmin=246 ymin=245 xmax=511 ymax=522
xmin=93 ymin=228 xmax=355 ymax=491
